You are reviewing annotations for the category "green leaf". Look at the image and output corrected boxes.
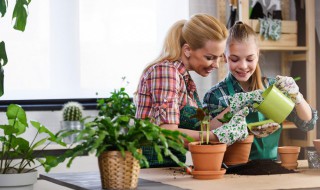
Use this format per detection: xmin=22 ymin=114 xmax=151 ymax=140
xmin=12 ymin=136 xmax=29 ymax=152
xmin=30 ymin=138 xmax=48 ymax=150
xmin=12 ymin=0 xmax=29 ymax=31
xmin=0 ymin=124 xmax=18 ymax=135
xmin=0 ymin=0 xmax=8 ymax=17
xmin=7 ymin=104 xmax=28 ymax=126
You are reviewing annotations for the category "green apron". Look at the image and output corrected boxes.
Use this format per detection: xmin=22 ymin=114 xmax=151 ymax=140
xmin=226 ymin=78 xmax=281 ymax=160
xmin=142 ymin=80 xmax=202 ymax=167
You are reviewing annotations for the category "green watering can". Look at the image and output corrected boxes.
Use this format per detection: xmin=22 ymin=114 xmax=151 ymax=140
xmin=253 ymin=85 xmax=295 ymax=124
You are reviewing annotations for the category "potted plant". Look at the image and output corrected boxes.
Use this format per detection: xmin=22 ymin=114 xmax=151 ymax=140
xmin=0 ymin=104 xmax=66 ymax=190
xmin=60 ymin=101 xmax=85 ymax=144
xmin=44 ymin=87 xmax=192 ymax=190
xmin=188 ymin=107 xmax=227 ymax=180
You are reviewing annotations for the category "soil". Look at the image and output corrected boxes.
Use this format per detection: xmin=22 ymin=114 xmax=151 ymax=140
xmin=226 ymin=159 xmax=297 ymax=175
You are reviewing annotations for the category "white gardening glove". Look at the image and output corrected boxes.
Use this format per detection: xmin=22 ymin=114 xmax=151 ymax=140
xmin=228 ymin=90 xmax=264 ymax=114
xmin=250 ymin=122 xmax=280 ymax=138
xmin=212 ymin=107 xmax=249 ymax=146
xmin=275 ymin=75 xmax=303 ymax=104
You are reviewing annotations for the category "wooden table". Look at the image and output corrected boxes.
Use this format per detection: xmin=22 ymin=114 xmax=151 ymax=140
xmin=38 ymin=160 xmax=320 ymax=190
xmin=139 ymin=160 xmax=320 ymax=190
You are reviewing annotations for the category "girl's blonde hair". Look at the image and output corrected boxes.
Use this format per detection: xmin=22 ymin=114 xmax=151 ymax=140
xmin=141 ymin=14 xmax=228 ymax=74
xmin=226 ymin=21 xmax=264 ymax=90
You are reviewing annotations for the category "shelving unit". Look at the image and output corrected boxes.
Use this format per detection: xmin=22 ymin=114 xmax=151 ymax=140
xmin=232 ymin=0 xmax=316 ymax=146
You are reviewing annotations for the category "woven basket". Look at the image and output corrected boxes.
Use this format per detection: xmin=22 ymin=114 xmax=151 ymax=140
xmin=98 ymin=150 xmax=141 ymax=190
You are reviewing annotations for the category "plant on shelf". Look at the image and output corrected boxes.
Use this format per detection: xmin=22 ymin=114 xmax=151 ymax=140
xmin=60 ymin=101 xmax=85 ymax=144
xmin=44 ymin=87 xmax=193 ymax=190
xmin=62 ymin=101 xmax=83 ymax=121
xmin=0 ymin=104 xmax=66 ymax=189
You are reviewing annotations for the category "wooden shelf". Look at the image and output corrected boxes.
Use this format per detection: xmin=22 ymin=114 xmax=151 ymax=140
xmin=260 ymin=46 xmax=307 ymax=51
xmin=238 ymin=0 xmax=317 ymax=146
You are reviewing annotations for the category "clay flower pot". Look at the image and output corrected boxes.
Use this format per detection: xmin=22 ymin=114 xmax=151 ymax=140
xmin=313 ymin=139 xmax=320 ymax=153
xmin=278 ymin=146 xmax=300 ymax=170
xmin=223 ymin=134 xmax=254 ymax=166
xmin=188 ymin=142 xmax=227 ymax=179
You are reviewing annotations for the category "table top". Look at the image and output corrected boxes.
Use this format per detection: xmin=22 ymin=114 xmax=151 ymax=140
xmin=37 ymin=160 xmax=320 ymax=190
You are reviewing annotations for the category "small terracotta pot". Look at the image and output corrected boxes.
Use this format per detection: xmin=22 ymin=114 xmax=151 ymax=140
xmin=313 ymin=139 xmax=320 ymax=153
xmin=278 ymin=146 xmax=300 ymax=170
xmin=188 ymin=142 xmax=226 ymax=172
xmin=223 ymin=134 xmax=254 ymax=166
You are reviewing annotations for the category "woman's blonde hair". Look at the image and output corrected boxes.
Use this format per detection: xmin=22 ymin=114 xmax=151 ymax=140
xmin=141 ymin=14 xmax=228 ymax=74
xmin=226 ymin=21 xmax=264 ymax=90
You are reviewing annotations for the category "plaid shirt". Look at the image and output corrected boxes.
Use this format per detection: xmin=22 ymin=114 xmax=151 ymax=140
xmin=135 ymin=60 xmax=199 ymax=125
xmin=203 ymin=73 xmax=318 ymax=131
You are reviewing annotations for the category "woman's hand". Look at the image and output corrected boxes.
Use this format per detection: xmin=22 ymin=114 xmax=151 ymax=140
xmin=212 ymin=107 xmax=249 ymax=146
xmin=228 ymin=90 xmax=264 ymax=114
xmin=275 ymin=75 xmax=303 ymax=104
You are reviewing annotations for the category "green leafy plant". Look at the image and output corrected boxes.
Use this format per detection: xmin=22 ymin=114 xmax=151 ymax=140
xmin=0 ymin=0 xmax=31 ymax=96
xmin=0 ymin=104 xmax=65 ymax=174
xmin=44 ymin=88 xmax=193 ymax=171
xmin=62 ymin=101 xmax=83 ymax=121
xmin=191 ymin=107 xmax=211 ymax=145
xmin=97 ymin=87 xmax=136 ymax=118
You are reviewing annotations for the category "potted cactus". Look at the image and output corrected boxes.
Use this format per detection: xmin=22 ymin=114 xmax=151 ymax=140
xmin=60 ymin=101 xmax=84 ymax=144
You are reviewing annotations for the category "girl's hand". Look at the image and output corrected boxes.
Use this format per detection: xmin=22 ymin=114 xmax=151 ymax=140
xmin=275 ymin=75 xmax=303 ymax=104
xmin=228 ymin=90 xmax=264 ymax=114
xmin=212 ymin=107 xmax=249 ymax=146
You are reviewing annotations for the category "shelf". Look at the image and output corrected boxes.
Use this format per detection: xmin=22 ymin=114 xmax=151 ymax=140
xmin=260 ymin=46 xmax=307 ymax=51
xmin=238 ymin=0 xmax=317 ymax=146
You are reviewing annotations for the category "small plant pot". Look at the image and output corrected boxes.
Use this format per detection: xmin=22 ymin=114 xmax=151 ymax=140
xmin=188 ymin=142 xmax=226 ymax=173
xmin=313 ymin=139 xmax=320 ymax=153
xmin=223 ymin=134 xmax=254 ymax=166
xmin=0 ymin=170 xmax=37 ymax=190
xmin=60 ymin=121 xmax=84 ymax=144
xmin=278 ymin=146 xmax=300 ymax=170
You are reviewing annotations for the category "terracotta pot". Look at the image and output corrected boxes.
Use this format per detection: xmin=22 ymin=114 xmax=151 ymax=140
xmin=188 ymin=142 xmax=226 ymax=172
xmin=223 ymin=134 xmax=254 ymax=166
xmin=313 ymin=139 xmax=320 ymax=153
xmin=192 ymin=168 xmax=226 ymax=180
xmin=278 ymin=146 xmax=300 ymax=170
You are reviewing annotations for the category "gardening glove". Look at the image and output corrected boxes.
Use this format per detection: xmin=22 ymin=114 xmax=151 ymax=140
xmin=228 ymin=90 xmax=264 ymax=114
xmin=250 ymin=122 xmax=280 ymax=138
xmin=275 ymin=75 xmax=303 ymax=104
xmin=212 ymin=107 xmax=249 ymax=146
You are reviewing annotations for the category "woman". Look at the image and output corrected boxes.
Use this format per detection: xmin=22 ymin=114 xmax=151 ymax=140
xmin=203 ymin=21 xmax=318 ymax=160
xmin=135 ymin=14 xmax=249 ymax=167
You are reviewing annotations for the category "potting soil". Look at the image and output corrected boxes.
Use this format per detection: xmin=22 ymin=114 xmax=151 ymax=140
xmin=226 ymin=159 xmax=297 ymax=175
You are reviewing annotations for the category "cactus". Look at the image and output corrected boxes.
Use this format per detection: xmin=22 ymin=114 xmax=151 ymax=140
xmin=62 ymin=101 xmax=83 ymax=121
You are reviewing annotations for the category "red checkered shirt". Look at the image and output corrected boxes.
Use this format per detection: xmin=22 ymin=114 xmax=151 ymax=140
xmin=135 ymin=60 xmax=199 ymax=125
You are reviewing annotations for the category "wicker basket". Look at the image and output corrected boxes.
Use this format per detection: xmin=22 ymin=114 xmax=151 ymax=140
xmin=98 ymin=150 xmax=141 ymax=190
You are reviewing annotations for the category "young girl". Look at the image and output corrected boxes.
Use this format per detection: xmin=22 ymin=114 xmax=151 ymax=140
xmin=203 ymin=21 xmax=318 ymax=160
